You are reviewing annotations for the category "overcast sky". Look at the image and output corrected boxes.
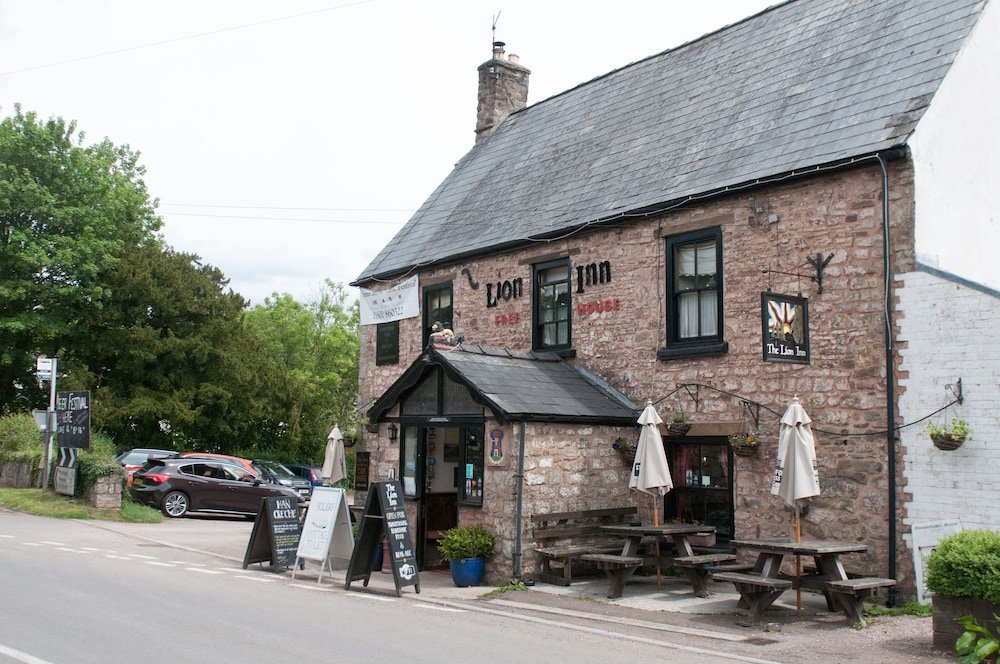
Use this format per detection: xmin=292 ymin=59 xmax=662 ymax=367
xmin=2 ymin=0 xmax=776 ymax=305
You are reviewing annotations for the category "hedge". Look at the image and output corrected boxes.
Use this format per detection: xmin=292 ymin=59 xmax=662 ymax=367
xmin=0 ymin=413 xmax=43 ymax=464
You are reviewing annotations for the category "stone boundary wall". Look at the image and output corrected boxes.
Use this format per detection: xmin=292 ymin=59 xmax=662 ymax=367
xmin=0 ymin=462 xmax=39 ymax=488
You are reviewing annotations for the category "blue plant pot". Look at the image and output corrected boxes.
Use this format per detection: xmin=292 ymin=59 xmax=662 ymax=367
xmin=449 ymin=557 xmax=485 ymax=587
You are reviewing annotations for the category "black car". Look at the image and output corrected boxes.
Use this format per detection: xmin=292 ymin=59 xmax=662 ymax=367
xmin=129 ymin=457 xmax=303 ymax=518
xmin=252 ymin=459 xmax=313 ymax=499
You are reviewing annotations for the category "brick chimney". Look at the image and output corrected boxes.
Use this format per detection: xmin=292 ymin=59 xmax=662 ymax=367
xmin=475 ymin=41 xmax=530 ymax=143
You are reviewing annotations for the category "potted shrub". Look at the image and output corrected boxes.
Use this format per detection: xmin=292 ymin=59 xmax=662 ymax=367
xmin=437 ymin=524 xmax=495 ymax=587
xmin=926 ymin=529 xmax=1000 ymax=651
xmin=728 ymin=432 xmax=759 ymax=457
xmin=925 ymin=418 xmax=971 ymax=451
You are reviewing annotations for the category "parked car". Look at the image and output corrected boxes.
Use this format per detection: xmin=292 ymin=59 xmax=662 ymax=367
xmin=285 ymin=464 xmax=323 ymax=488
xmin=115 ymin=448 xmax=177 ymax=484
xmin=252 ymin=459 xmax=313 ymax=499
xmin=129 ymin=457 xmax=303 ymax=518
xmin=178 ymin=451 xmax=258 ymax=477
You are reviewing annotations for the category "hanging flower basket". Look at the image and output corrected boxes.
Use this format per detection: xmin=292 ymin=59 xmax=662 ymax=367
xmin=925 ymin=419 xmax=970 ymax=451
xmin=728 ymin=432 xmax=759 ymax=457
xmin=931 ymin=434 xmax=966 ymax=451
xmin=665 ymin=422 xmax=691 ymax=437
xmin=612 ymin=437 xmax=637 ymax=455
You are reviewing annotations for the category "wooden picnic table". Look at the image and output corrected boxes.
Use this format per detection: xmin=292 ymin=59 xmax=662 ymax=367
xmin=585 ymin=524 xmax=727 ymax=598
xmin=716 ymin=539 xmax=893 ymax=625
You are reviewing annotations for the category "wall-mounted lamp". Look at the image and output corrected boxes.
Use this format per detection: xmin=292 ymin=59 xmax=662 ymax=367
xmin=387 ymin=423 xmax=398 ymax=441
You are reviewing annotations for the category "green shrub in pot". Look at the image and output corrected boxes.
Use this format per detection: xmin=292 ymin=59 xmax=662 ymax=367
xmin=437 ymin=524 xmax=495 ymax=561
xmin=927 ymin=530 xmax=1000 ymax=603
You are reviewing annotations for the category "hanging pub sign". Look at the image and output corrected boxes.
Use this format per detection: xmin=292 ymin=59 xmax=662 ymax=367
xmin=761 ymin=292 xmax=810 ymax=364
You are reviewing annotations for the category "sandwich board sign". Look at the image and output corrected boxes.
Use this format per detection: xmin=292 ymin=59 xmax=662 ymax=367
xmin=345 ymin=480 xmax=419 ymax=596
xmin=292 ymin=487 xmax=354 ymax=582
xmin=242 ymin=495 xmax=302 ymax=570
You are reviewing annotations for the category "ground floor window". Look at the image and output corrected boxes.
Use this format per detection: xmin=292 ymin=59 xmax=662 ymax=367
xmin=666 ymin=439 xmax=733 ymax=540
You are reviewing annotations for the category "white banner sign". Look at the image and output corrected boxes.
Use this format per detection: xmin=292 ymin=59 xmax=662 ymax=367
xmin=359 ymin=276 xmax=419 ymax=325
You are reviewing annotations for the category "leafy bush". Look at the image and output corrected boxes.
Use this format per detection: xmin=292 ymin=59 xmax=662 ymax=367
xmin=76 ymin=432 xmax=124 ymax=495
xmin=437 ymin=524 xmax=495 ymax=561
xmin=927 ymin=530 xmax=1000 ymax=603
xmin=0 ymin=413 xmax=43 ymax=464
xmin=955 ymin=614 xmax=1000 ymax=664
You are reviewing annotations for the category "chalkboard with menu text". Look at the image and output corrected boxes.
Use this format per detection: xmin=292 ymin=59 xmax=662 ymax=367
xmin=353 ymin=452 xmax=370 ymax=491
xmin=243 ymin=495 xmax=302 ymax=570
xmin=345 ymin=480 xmax=419 ymax=596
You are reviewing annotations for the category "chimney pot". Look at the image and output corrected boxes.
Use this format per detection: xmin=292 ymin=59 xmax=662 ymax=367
xmin=476 ymin=42 xmax=530 ymax=143
xmin=508 ymin=53 xmax=519 ymax=65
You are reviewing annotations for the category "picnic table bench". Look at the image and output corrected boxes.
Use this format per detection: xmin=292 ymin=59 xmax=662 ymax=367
xmin=673 ymin=552 xmax=739 ymax=597
xmin=531 ymin=507 xmax=638 ymax=586
xmin=712 ymin=571 xmax=793 ymax=626
xmin=580 ymin=553 xmax=644 ymax=598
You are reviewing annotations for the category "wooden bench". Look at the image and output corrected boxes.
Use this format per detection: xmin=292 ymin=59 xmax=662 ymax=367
xmin=673 ymin=553 xmax=738 ymax=597
xmin=581 ymin=553 xmax=644 ymax=598
xmin=531 ymin=507 xmax=638 ymax=586
xmin=712 ymin=572 xmax=793 ymax=626
xmin=825 ymin=577 xmax=897 ymax=624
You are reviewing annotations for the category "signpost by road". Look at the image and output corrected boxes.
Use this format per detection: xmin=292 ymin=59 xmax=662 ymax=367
xmin=53 ymin=390 xmax=90 ymax=496
xmin=34 ymin=357 xmax=58 ymax=490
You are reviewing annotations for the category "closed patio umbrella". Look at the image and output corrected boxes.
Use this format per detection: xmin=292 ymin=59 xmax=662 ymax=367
xmin=322 ymin=425 xmax=347 ymax=486
xmin=770 ymin=396 xmax=820 ymax=614
xmin=630 ymin=401 xmax=674 ymax=588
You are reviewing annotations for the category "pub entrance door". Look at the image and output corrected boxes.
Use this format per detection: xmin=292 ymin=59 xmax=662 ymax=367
xmin=400 ymin=424 xmax=470 ymax=569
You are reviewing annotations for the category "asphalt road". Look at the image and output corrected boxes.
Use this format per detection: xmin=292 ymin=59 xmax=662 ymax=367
xmin=0 ymin=510 xmax=781 ymax=664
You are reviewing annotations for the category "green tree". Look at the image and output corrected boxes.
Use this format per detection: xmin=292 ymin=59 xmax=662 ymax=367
xmin=75 ymin=241 xmax=288 ymax=453
xmin=246 ymin=280 xmax=360 ymax=461
xmin=0 ymin=106 xmax=159 ymax=410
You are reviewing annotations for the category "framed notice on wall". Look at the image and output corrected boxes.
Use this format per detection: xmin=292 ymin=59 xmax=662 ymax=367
xmin=761 ymin=292 xmax=810 ymax=364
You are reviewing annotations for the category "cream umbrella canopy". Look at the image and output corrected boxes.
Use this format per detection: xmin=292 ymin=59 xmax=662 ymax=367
xmin=322 ymin=425 xmax=347 ymax=486
xmin=630 ymin=401 xmax=674 ymax=589
xmin=770 ymin=396 xmax=820 ymax=615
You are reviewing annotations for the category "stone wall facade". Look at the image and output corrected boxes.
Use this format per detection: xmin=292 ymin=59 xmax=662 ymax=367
xmin=86 ymin=475 xmax=123 ymax=510
xmin=358 ymin=161 xmax=916 ymax=587
xmin=0 ymin=462 xmax=39 ymax=488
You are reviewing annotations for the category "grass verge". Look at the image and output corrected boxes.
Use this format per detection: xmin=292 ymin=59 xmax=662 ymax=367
xmin=0 ymin=488 xmax=163 ymax=523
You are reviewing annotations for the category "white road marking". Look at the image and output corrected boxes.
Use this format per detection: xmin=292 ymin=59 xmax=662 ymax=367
xmin=127 ymin=553 xmax=159 ymax=559
xmin=346 ymin=593 xmax=394 ymax=602
xmin=0 ymin=641 xmax=54 ymax=664
xmin=414 ymin=603 xmax=465 ymax=612
xmin=233 ymin=575 xmax=276 ymax=583
xmin=185 ymin=568 xmax=224 ymax=575
xmin=105 ymin=554 xmax=132 ymax=560
xmin=145 ymin=561 xmax=175 ymax=568
xmin=38 ymin=541 xmax=64 ymax=546
xmin=82 ymin=547 xmax=114 ymax=552
xmin=57 ymin=548 xmax=90 ymax=554
xmin=21 ymin=542 xmax=41 ymax=547
xmin=288 ymin=583 xmax=334 ymax=592
xmin=0 ymin=534 xmax=14 ymax=539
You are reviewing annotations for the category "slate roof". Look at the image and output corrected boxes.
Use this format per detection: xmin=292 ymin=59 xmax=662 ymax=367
xmin=354 ymin=0 xmax=985 ymax=285
xmin=368 ymin=343 xmax=640 ymax=425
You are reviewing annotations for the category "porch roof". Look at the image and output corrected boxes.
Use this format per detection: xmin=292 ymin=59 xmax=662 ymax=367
xmin=368 ymin=343 xmax=640 ymax=426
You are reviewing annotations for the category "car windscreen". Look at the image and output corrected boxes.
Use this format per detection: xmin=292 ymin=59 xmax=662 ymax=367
xmin=137 ymin=460 xmax=167 ymax=473
xmin=253 ymin=460 xmax=297 ymax=479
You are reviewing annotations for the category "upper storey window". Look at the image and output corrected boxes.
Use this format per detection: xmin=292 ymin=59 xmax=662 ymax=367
xmin=660 ymin=228 xmax=728 ymax=359
xmin=533 ymin=260 xmax=571 ymax=352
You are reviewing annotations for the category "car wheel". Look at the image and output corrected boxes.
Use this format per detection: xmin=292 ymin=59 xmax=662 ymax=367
xmin=162 ymin=491 xmax=189 ymax=518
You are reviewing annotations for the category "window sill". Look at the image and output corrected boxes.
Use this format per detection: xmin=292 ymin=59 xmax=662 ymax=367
xmin=656 ymin=341 xmax=729 ymax=361
xmin=534 ymin=348 xmax=576 ymax=359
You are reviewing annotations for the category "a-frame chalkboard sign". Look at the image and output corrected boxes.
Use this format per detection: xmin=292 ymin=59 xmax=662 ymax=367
xmin=292 ymin=487 xmax=354 ymax=582
xmin=345 ymin=480 xmax=420 ymax=596
xmin=242 ymin=495 xmax=302 ymax=570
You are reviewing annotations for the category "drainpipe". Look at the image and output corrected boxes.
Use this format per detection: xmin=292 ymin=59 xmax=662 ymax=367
xmin=512 ymin=420 xmax=527 ymax=582
xmin=878 ymin=153 xmax=898 ymax=606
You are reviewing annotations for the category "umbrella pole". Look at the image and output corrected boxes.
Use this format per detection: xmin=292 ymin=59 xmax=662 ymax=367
xmin=653 ymin=500 xmax=662 ymax=590
xmin=795 ymin=504 xmax=802 ymax=617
